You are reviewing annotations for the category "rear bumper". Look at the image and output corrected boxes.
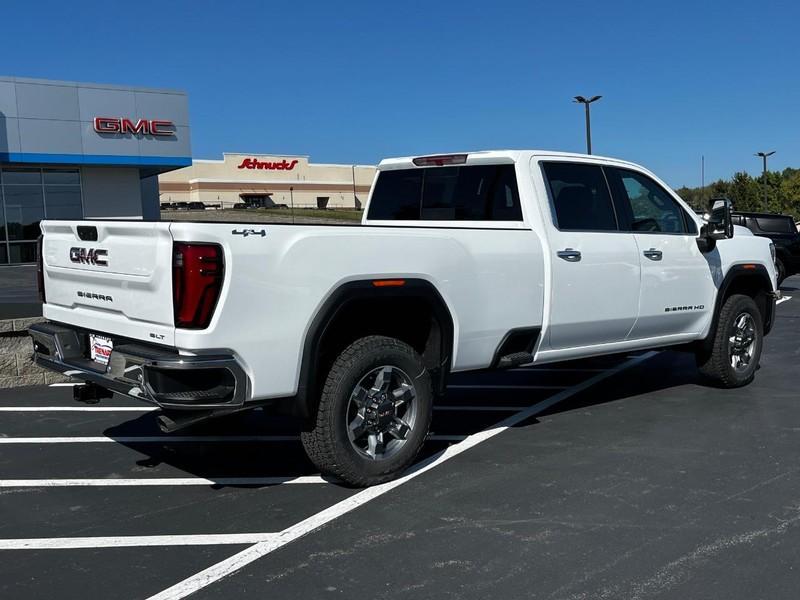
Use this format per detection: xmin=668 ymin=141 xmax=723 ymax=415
xmin=29 ymin=321 xmax=250 ymax=410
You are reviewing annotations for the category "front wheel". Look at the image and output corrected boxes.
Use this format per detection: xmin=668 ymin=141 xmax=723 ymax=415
xmin=697 ymin=294 xmax=763 ymax=388
xmin=301 ymin=335 xmax=433 ymax=487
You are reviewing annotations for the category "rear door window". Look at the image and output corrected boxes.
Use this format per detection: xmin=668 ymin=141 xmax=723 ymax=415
xmin=367 ymin=165 xmax=522 ymax=222
xmin=541 ymin=162 xmax=618 ymax=231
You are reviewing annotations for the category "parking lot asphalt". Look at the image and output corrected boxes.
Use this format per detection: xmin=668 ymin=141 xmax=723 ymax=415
xmin=0 ymin=265 xmax=40 ymax=319
xmin=0 ymin=280 xmax=798 ymax=599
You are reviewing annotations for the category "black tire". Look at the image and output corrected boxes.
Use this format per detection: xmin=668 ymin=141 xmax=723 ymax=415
xmin=697 ymin=294 xmax=763 ymax=388
xmin=301 ymin=335 xmax=433 ymax=487
xmin=775 ymin=258 xmax=786 ymax=287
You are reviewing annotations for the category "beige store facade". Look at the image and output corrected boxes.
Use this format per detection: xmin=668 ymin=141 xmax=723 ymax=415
xmin=158 ymin=153 xmax=376 ymax=210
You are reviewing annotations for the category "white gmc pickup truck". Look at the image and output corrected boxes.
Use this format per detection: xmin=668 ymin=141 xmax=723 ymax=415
xmin=31 ymin=150 xmax=779 ymax=485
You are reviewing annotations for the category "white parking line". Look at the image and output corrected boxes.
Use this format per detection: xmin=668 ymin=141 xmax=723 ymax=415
xmin=508 ymin=367 xmax=605 ymax=372
xmin=0 ymin=436 xmax=299 ymax=443
xmin=0 ymin=533 xmax=281 ymax=550
xmin=446 ymin=384 xmax=567 ymax=390
xmin=147 ymin=352 xmax=657 ymax=600
xmin=0 ymin=434 xmax=465 ymax=444
xmin=434 ymin=405 xmax=523 ymax=412
xmin=0 ymin=476 xmax=329 ymax=488
xmin=0 ymin=355 xmax=650 ymax=562
xmin=0 ymin=405 xmax=518 ymax=413
xmin=0 ymin=406 xmax=155 ymax=412
xmin=777 ymin=295 xmax=792 ymax=305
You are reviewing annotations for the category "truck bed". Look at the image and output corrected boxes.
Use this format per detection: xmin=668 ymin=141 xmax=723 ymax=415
xmin=40 ymin=219 xmax=546 ymax=400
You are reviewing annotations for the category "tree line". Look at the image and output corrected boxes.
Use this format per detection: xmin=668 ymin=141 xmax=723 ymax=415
xmin=675 ymin=168 xmax=800 ymax=219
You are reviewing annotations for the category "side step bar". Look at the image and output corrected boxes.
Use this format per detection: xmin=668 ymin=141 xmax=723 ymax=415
xmin=157 ymin=410 xmax=217 ymax=433
xmin=156 ymin=405 xmax=257 ymax=432
xmin=491 ymin=327 xmax=540 ymax=369
xmin=495 ymin=352 xmax=534 ymax=369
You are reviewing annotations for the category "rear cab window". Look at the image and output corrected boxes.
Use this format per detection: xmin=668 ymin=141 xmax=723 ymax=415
xmin=367 ymin=163 xmax=523 ymax=222
xmin=754 ymin=216 xmax=795 ymax=233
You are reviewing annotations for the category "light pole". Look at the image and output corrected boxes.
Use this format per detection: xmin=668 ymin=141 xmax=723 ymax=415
xmin=351 ymin=164 xmax=359 ymax=210
xmin=573 ymin=95 xmax=602 ymax=154
xmin=755 ymin=151 xmax=775 ymax=205
xmin=289 ymin=186 xmax=295 ymax=224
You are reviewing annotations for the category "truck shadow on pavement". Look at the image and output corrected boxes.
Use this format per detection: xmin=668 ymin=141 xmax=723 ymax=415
xmin=103 ymin=351 xmax=699 ymax=488
xmin=535 ymin=350 xmax=701 ymax=420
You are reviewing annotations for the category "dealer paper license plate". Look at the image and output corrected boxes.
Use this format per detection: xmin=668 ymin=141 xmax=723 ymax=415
xmin=89 ymin=334 xmax=113 ymax=367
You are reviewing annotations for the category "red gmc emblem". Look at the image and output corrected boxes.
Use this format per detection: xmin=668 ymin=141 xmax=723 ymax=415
xmin=237 ymin=158 xmax=299 ymax=171
xmin=93 ymin=117 xmax=175 ymax=136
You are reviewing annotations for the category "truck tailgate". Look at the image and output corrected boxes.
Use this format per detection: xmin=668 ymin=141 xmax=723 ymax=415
xmin=41 ymin=220 xmax=176 ymax=346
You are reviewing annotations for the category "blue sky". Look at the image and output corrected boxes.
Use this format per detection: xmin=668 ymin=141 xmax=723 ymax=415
xmin=1 ymin=0 xmax=797 ymax=188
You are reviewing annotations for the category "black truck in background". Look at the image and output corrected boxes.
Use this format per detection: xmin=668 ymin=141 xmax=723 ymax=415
xmin=732 ymin=212 xmax=800 ymax=285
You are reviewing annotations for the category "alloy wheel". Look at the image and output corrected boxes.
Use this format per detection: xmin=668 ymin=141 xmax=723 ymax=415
xmin=729 ymin=312 xmax=757 ymax=372
xmin=346 ymin=365 xmax=418 ymax=460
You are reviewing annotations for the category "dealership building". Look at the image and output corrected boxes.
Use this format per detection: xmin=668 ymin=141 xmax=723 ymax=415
xmin=158 ymin=153 xmax=375 ymax=210
xmin=0 ymin=76 xmax=191 ymax=265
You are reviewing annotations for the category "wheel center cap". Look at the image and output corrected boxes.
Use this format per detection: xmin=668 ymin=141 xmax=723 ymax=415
xmin=366 ymin=396 xmax=395 ymax=430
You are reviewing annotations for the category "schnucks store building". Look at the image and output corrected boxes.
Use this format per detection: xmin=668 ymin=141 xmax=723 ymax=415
xmin=0 ymin=76 xmax=191 ymax=265
xmin=158 ymin=153 xmax=375 ymax=210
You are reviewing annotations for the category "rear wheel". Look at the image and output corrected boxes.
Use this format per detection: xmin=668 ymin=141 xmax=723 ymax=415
xmin=301 ymin=335 xmax=433 ymax=487
xmin=697 ymin=293 xmax=763 ymax=388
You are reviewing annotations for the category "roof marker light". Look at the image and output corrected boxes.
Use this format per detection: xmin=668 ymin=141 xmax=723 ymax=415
xmin=372 ymin=279 xmax=406 ymax=287
xmin=412 ymin=154 xmax=467 ymax=167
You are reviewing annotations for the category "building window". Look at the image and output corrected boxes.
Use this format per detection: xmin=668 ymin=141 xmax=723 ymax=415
xmin=317 ymin=196 xmax=329 ymax=209
xmin=44 ymin=169 xmax=83 ymax=221
xmin=0 ymin=167 xmax=83 ymax=264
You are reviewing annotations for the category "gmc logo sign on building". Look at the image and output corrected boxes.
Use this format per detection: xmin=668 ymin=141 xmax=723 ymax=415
xmin=93 ymin=117 xmax=175 ymax=136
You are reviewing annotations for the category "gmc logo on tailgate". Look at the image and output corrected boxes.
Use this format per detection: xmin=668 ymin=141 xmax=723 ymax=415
xmin=70 ymin=247 xmax=108 ymax=266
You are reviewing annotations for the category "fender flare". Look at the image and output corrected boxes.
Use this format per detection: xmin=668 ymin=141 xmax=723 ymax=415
xmin=291 ymin=278 xmax=455 ymax=419
xmin=706 ymin=263 xmax=775 ymax=344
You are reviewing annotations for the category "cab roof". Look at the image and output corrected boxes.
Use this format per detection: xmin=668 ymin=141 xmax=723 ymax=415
xmin=377 ymin=150 xmax=645 ymax=171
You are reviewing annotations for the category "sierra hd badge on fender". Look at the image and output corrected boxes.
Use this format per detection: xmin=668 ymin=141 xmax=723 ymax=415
xmin=70 ymin=247 xmax=108 ymax=266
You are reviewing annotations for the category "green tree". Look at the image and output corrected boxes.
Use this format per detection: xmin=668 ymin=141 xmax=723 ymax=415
xmin=779 ymin=171 xmax=800 ymax=219
xmin=676 ymin=167 xmax=800 ymax=219
xmin=727 ymin=172 xmax=761 ymax=212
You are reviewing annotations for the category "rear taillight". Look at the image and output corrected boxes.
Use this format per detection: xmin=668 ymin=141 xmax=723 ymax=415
xmin=36 ymin=235 xmax=46 ymax=304
xmin=172 ymin=242 xmax=224 ymax=329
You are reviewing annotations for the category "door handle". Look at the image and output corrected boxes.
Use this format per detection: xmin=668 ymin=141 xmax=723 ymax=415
xmin=557 ymin=248 xmax=582 ymax=262
xmin=643 ymin=248 xmax=663 ymax=261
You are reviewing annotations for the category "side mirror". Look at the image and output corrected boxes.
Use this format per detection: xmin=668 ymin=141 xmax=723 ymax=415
xmin=697 ymin=198 xmax=734 ymax=252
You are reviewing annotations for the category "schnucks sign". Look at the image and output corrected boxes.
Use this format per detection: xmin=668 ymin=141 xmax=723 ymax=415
xmin=237 ymin=158 xmax=299 ymax=171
